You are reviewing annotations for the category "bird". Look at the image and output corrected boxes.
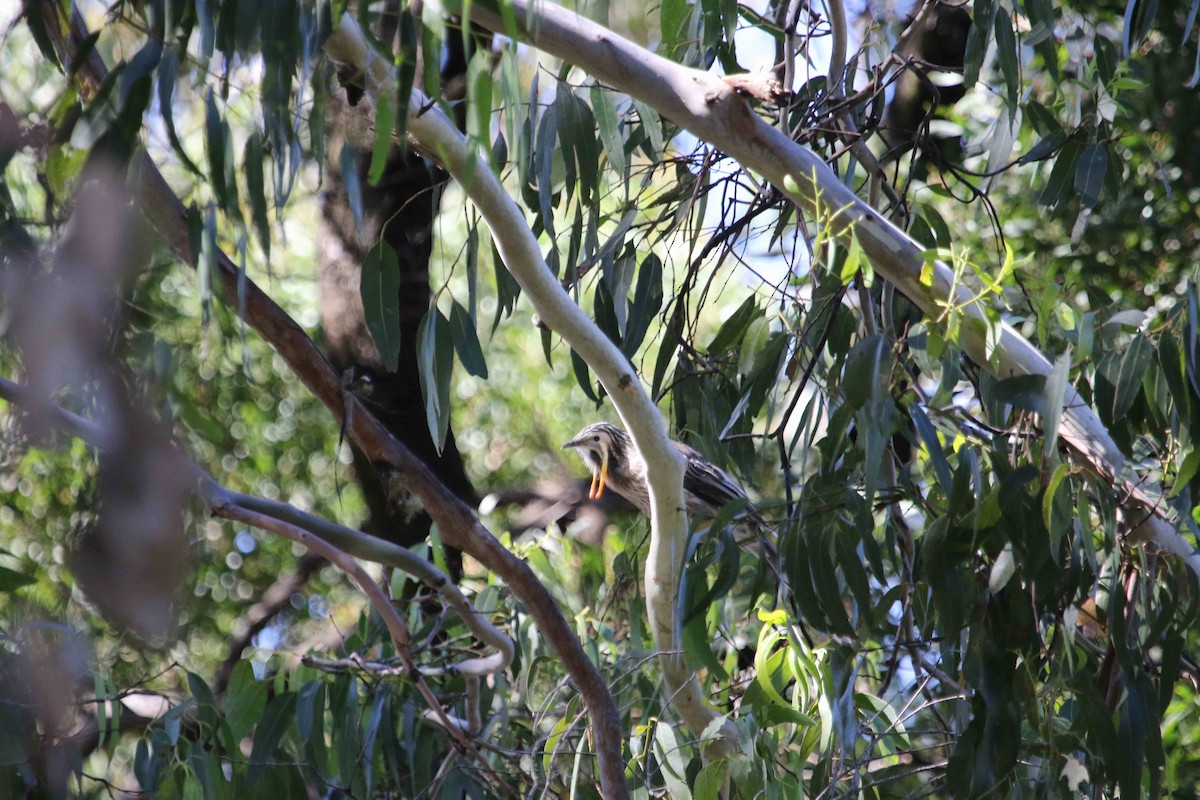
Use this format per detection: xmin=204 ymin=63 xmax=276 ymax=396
xmin=561 ymin=422 xmax=772 ymax=553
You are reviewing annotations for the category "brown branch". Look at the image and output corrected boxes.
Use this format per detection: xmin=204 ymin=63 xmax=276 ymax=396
xmin=36 ymin=6 xmax=628 ymax=796
xmin=208 ymin=501 xmax=518 ymax=798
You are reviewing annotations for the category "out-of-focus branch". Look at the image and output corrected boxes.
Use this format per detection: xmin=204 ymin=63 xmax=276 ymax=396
xmin=213 ymin=554 xmax=322 ymax=694
xmin=35 ymin=7 xmax=627 ymax=796
xmin=208 ymin=500 xmax=513 ymax=797
xmin=0 ymin=375 xmax=514 ymax=680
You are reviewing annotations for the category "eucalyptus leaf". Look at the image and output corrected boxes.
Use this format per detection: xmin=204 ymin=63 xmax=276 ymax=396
xmin=360 ymin=241 xmax=403 ymax=371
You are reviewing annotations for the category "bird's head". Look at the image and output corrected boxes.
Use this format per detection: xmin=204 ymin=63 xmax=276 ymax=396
xmin=562 ymin=422 xmax=629 ymax=500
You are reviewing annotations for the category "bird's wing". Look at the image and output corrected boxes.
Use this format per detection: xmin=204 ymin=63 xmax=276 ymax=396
xmin=676 ymin=443 xmax=765 ymax=526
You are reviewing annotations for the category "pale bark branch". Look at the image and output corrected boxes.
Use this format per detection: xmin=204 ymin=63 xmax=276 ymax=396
xmin=454 ymin=0 xmax=1198 ymax=578
xmin=327 ymin=14 xmax=730 ymax=753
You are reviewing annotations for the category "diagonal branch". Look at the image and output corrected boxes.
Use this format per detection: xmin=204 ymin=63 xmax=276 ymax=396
xmin=0 ymin=375 xmax=512 ymax=679
xmin=451 ymin=0 xmax=1198 ymax=577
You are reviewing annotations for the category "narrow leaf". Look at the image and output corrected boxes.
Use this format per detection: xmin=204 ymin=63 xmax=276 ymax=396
xmin=1074 ymin=143 xmax=1108 ymax=209
xmin=245 ymin=131 xmax=271 ymax=260
xmin=360 ymin=241 xmax=403 ymax=371
xmin=247 ymin=692 xmax=297 ymax=786
xmin=417 ymin=309 xmax=455 ymax=453
xmin=1043 ymin=347 xmax=1071 ymax=455
xmin=368 ymin=89 xmax=397 ymax=185
xmin=448 ymin=300 xmax=488 ymax=378
xmin=590 ymin=85 xmax=625 ymax=177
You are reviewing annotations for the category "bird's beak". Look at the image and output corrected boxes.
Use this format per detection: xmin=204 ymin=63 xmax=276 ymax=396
xmin=562 ymin=435 xmax=609 ymax=500
xmin=591 ymin=441 xmax=610 ymax=500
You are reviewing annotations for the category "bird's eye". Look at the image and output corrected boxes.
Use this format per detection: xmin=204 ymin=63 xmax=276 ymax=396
xmin=593 ymin=435 xmax=600 ymax=442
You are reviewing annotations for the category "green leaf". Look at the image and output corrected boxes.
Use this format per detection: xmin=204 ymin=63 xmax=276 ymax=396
xmin=187 ymin=671 xmax=218 ymax=730
xmin=708 ymin=296 xmax=761 ymax=354
xmin=157 ymin=48 xmax=201 ymax=175
xmin=368 ymin=88 xmax=397 ymax=186
xmin=653 ymin=722 xmax=693 ymax=800
xmin=1042 ymin=348 xmax=1072 ymax=455
xmin=1096 ymin=334 xmax=1153 ymax=424
xmin=448 ymin=300 xmax=488 ymax=378
xmin=204 ymin=89 xmax=227 ymax=203
xmin=557 ymin=84 xmax=600 ymax=205
xmin=245 ymin=131 xmax=270 ymax=260
xmin=1042 ymin=463 xmax=1072 ymax=554
xmin=593 ymin=280 xmax=623 ymax=346
xmin=694 ymin=760 xmax=728 ymax=800
xmin=571 ymin=348 xmax=600 ymax=402
xmin=0 ymin=565 xmax=36 ymax=593
xmin=739 ymin=316 xmax=771 ymax=378
xmin=198 ymin=204 xmax=217 ymax=327
xmin=623 ymin=253 xmax=663 ymax=357
xmin=360 ymin=241 xmax=403 ymax=371
xmin=963 ymin=0 xmax=997 ymax=88
xmin=682 ymin=573 xmax=728 ymax=678
xmin=1038 ymin=140 xmax=1083 ymax=209
xmin=843 ymin=334 xmax=888 ymax=409
xmin=534 ymin=107 xmax=559 ymax=276
xmin=224 ymin=662 xmax=267 ymax=744
xmin=467 ymin=51 xmax=494 ymax=153
xmin=491 ymin=241 xmax=521 ymax=332
xmin=987 ymin=373 xmax=1047 ymax=416
xmin=417 ymin=308 xmax=455 ymax=454
xmin=632 ymin=99 xmax=664 ymax=158
xmin=1074 ymin=143 xmax=1108 ymax=209
xmin=652 ymin=313 xmax=682 ymax=399
xmin=296 ymin=681 xmax=327 ymax=776
xmin=811 ymin=524 xmax=855 ymax=636
xmin=1018 ymin=129 xmax=1067 ymax=164
xmin=247 ymin=691 xmax=297 ymax=787
xmin=993 ymin=8 xmax=1019 ymax=116
xmin=590 ymin=85 xmax=625 ymax=177
xmin=910 ymin=403 xmax=953 ymax=496
xmin=661 ymin=0 xmax=690 ymax=52
xmin=1117 ymin=672 xmax=1154 ymax=799
xmin=1171 ymin=448 xmax=1200 ymax=498
xmin=203 ymin=89 xmax=238 ymax=219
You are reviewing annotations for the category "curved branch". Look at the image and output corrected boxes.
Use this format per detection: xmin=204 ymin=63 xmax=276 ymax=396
xmin=208 ymin=483 xmax=514 ymax=677
xmin=452 ymin=0 xmax=1199 ymax=579
xmin=327 ymin=15 xmax=729 ymax=752
xmin=0 ymin=375 xmax=513 ymax=679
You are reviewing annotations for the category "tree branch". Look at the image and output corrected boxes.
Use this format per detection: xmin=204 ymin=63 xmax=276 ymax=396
xmin=451 ymin=0 xmax=1199 ymax=578
xmin=36 ymin=6 xmax=629 ymax=795
xmin=327 ymin=14 xmax=730 ymax=754
xmin=0 ymin=374 xmax=513 ymax=679
xmin=207 ymin=483 xmax=514 ymax=677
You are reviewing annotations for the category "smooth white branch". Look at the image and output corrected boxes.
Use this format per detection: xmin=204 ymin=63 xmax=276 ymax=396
xmin=455 ymin=0 xmax=1197 ymax=577
xmin=326 ymin=13 xmax=731 ymax=750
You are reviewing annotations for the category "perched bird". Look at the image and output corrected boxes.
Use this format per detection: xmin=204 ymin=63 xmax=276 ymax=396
xmin=561 ymin=422 xmax=771 ymax=552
